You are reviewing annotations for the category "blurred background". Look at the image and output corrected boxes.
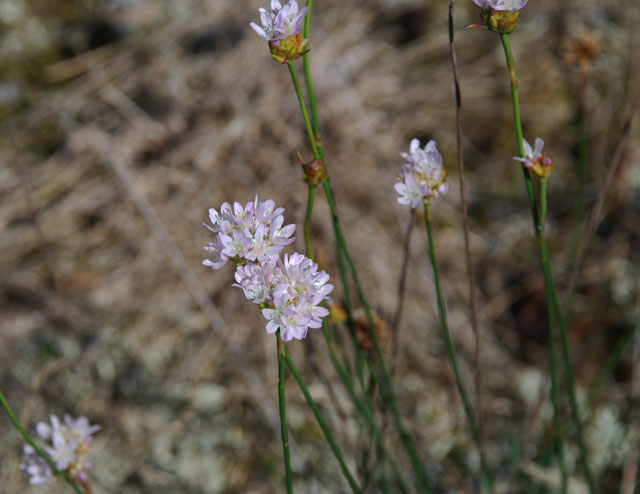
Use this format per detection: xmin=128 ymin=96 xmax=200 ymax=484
xmin=1 ymin=0 xmax=639 ymax=492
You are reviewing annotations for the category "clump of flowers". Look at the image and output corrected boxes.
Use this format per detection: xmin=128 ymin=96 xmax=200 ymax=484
xmin=21 ymin=414 xmax=100 ymax=486
xmin=203 ymin=197 xmax=296 ymax=270
xmin=471 ymin=0 xmax=528 ymax=34
xmin=513 ymin=137 xmax=554 ymax=179
xmin=395 ymin=139 xmax=449 ymax=208
xmin=204 ymin=198 xmax=332 ymax=341
xmin=250 ymin=0 xmax=309 ymax=63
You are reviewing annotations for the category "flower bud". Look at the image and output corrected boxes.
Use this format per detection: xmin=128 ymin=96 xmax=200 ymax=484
xmin=297 ymin=151 xmax=327 ymax=186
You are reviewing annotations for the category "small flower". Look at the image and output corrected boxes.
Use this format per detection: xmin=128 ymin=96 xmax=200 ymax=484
xmin=250 ymin=1 xmax=309 ymax=63
xmin=203 ymin=196 xmax=295 ymax=270
xmin=22 ymin=414 xmax=100 ymax=487
xmin=395 ymin=139 xmax=449 ymax=208
xmin=20 ymin=445 xmax=52 ymax=486
xmin=514 ymin=138 xmax=553 ymax=179
xmin=471 ymin=0 xmax=527 ymax=33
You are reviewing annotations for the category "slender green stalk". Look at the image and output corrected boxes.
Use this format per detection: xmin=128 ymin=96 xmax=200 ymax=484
xmin=287 ymin=61 xmax=319 ymax=159
xmin=545 ymin=257 xmax=597 ymax=494
xmin=284 ymin=350 xmax=362 ymax=494
xmin=0 ymin=388 xmax=84 ymax=494
xmin=500 ymin=32 xmax=596 ymax=494
xmin=302 ymin=0 xmax=325 ymax=162
xmin=303 ymin=186 xmax=404 ymax=489
xmin=500 ymin=34 xmax=539 ymax=234
xmin=322 ymin=321 xmax=410 ymax=494
xmin=293 ymin=13 xmax=367 ymax=397
xmin=539 ymin=181 xmax=568 ymax=494
xmin=276 ymin=332 xmax=294 ymax=494
xmin=292 ymin=17 xmax=430 ymax=489
xmin=324 ymin=179 xmax=433 ymax=493
xmin=423 ymin=204 xmax=478 ymax=446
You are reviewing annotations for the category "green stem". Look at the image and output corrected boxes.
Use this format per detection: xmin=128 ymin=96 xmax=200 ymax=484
xmin=284 ymin=350 xmax=362 ymax=494
xmin=276 ymin=332 xmax=294 ymax=494
xmin=500 ymin=34 xmax=539 ymax=234
xmin=0 ymin=388 xmax=84 ymax=494
xmin=539 ymin=181 xmax=567 ymax=494
xmin=322 ymin=321 xmax=409 ymax=494
xmin=303 ymin=185 xmax=403 ymax=488
xmin=293 ymin=15 xmax=427 ymax=489
xmin=546 ymin=257 xmax=597 ymax=494
xmin=322 ymin=180 xmax=433 ymax=492
xmin=500 ymin=32 xmax=596 ymax=493
xmin=302 ymin=0 xmax=325 ymax=162
xmin=423 ymin=203 xmax=479 ymax=451
xmin=287 ymin=61 xmax=319 ymax=159
xmin=290 ymin=26 xmax=365 ymax=398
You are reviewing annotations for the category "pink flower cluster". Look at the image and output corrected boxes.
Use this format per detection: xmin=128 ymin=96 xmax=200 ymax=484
xmin=203 ymin=197 xmax=296 ymax=270
xmin=395 ymin=139 xmax=449 ymax=208
xmin=21 ymin=414 xmax=100 ymax=486
xmin=204 ymin=197 xmax=332 ymax=341
xmin=250 ymin=0 xmax=308 ymax=41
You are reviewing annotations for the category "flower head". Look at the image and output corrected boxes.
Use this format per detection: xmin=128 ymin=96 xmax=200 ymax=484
xmin=21 ymin=414 xmax=99 ymax=486
xmin=250 ymin=1 xmax=309 ymax=63
xmin=250 ymin=1 xmax=308 ymax=41
xmin=203 ymin=196 xmax=296 ymax=270
xmin=260 ymin=253 xmax=333 ymax=341
xmin=471 ymin=0 xmax=527 ymax=33
xmin=395 ymin=139 xmax=449 ymax=208
xmin=514 ymin=138 xmax=553 ymax=179
xmin=233 ymin=252 xmax=333 ymax=341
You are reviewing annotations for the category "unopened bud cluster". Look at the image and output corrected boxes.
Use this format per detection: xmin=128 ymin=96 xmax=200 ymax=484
xmin=203 ymin=197 xmax=333 ymax=341
xmin=21 ymin=414 xmax=100 ymax=486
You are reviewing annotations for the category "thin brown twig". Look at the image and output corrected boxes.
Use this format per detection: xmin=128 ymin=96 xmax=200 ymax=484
xmin=390 ymin=208 xmax=415 ymax=377
xmin=449 ymin=1 xmax=485 ymax=482
xmin=564 ymin=94 xmax=640 ymax=304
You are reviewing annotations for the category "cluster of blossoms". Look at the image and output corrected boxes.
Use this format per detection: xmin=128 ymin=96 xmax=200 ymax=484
xmin=395 ymin=139 xmax=449 ymax=208
xmin=514 ymin=137 xmax=553 ymax=179
xmin=203 ymin=197 xmax=332 ymax=341
xmin=203 ymin=197 xmax=296 ymax=270
xmin=471 ymin=0 xmax=528 ymax=33
xmin=250 ymin=0 xmax=309 ymax=63
xmin=21 ymin=414 xmax=100 ymax=485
